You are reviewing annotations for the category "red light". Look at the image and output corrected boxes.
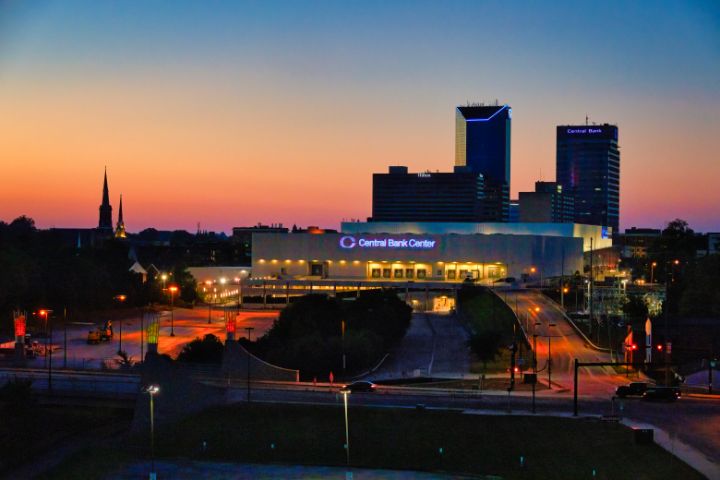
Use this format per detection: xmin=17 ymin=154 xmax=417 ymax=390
xmin=657 ymin=344 xmax=663 ymax=351
xmin=513 ymin=367 xmax=519 ymax=373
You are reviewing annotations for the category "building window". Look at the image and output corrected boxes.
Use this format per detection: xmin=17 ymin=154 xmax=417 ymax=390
xmin=447 ymin=270 xmax=456 ymax=280
xmin=394 ymin=269 xmax=403 ymax=278
xmin=310 ymin=263 xmax=323 ymax=276
xmin=405 ymin=269 xmax=414 ymax=279
xmin=417 ymin=269 xmax=427 ymax=279
xmin=371 ymin=268 xmax=381 ymax=278
xmin=459 ymin=269 xmax=468 ymax=279
xmin=383 ymin=268 xmax=391 ymax=278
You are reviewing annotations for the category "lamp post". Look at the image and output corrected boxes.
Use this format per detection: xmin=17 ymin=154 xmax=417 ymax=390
xmin=650 ymin=261 xmax=657 ymax=284
xmin=245 ymin=326 xmax=254 ymax=402
xmin=234 ymin=276 xmax=242 ymax=314
xmin=340 ymin=387 xmax=351 ymax=466
xmin=532 ymin=322 xmax=540 ymax=413
xmin=205 ymin=280 xmax=213 ymax=324
xmin=160 ymin=273 xmax=168 ymax=290
xmin=547 ymin=323 xmax=557 ymax=389
xmin=168 ymin=286 xmax=178 ymax=337
xmin=39 ymin=309 xmax=53 ymax=392
xmin=144 ymin=385 xmax=160 ymax=480
xmin=114 ymin=294 xmax=127 ymax=354
xmin=341 ymin=319 xmax=347 ymax=373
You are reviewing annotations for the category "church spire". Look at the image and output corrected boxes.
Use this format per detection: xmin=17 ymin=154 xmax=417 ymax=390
xmin=98 ymin=167 xmax=113 ymax=232
xmin=115 ymin=194 xmax=126 ymax=239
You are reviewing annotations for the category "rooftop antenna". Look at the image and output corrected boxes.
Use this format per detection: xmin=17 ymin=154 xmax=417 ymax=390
xmin=585 ymin=115 xmax=589 ymax=126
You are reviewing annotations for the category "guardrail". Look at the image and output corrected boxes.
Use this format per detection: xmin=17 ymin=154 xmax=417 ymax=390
xmin=0 ymin=367 xmax=141 ymax=398
xmin=541 ymin=295 xmax=609 ymax=352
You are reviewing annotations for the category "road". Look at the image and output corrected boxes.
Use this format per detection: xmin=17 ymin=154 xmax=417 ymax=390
xmin=371 ymin=312 xmax=470 ymax=380
xmin=3 ymin=365 xmax=719 ymax=476
xmin=504 ymin=289 xmax=627 ymax=396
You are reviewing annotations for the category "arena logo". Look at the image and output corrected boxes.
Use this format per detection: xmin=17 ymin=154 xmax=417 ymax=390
xmin=338 ymin=235 xmax=436 ymax=250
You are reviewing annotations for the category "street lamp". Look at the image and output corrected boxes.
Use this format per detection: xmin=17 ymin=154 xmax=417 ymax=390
xmin=650 ymin=261 xmax=657 ymax=284
xmin=114 ymin=294 xmax=127 ymax=354
xmin=245 ymin=326 xmax=254 ymax=402
xmin=168 ymin=286 xmax=178 ymax=337
xmin=532 ymin=321 xmax=541 ymax=413
xmin=39 ymin=309 xmax=53 ymax=392
xmin=205 ymin=280 xmax=213 ymax=324
xmin=144 ymin=384 xmax=160 ymax=480
xmin=160 ymin=273 xmax=168 ymax=290
xmin=340 ymin=387 xmax=351 ymax=466
xmin=547 ymin=323 xmax=557 ymax=389
xmin=234 ymin=276 xmax=242 ymax=313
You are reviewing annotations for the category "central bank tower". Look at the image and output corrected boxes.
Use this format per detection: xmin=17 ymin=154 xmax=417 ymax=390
xmin=455 ymin=105 xmax=511 ymax=222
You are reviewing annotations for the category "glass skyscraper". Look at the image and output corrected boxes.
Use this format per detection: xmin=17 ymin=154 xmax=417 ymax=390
xmin=455 ymin=105 xmax=511 ymax=222
xmin=556 ymin=124 xmax=620 ymax=231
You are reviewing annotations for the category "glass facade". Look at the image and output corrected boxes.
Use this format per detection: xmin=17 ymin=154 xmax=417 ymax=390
xmin=455 ymin=105 xmax=512 ymax=222
xmin=556 ymin=125 xmax=620 ymax=231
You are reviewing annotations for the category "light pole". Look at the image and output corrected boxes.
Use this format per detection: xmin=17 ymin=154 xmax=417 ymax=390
xmin=650 ymin=261 xmax=657 ymax=284
xmin=205 ymin=280 xmax=213 ymax=324
xmin=341 ymin=319 xmax=347 ymax=373
xmin=114 ymin=294 xmax=127 ymax=354
xmin=340 ymin=387 xmax=351 ymax=466
xmin=547 ymin=323 xmax=557 ymax=389
xmin=234 ymin=276 xmax=242 ymax=314
xmin=532 ymin=321 xmax=541 ymax=413
xmin=144 ymin=385 xmax=160 ymax=480
xmin=168 ymin=286 xmax=178 ymax=337
xmin=160 ymin=273 xmax=168 ymax=290
xmin=245 ymin=326 xmax=254 ymax=402
xmin=39 ymin=309 xmax=53 ymax=392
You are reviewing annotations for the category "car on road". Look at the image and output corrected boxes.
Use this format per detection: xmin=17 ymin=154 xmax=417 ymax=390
xmin=642 ymin=387 xmax=681 ymax=402
xmin=345 ymin=381 xmax=377 ymax=393
xmin=615 ymin=382 xmax=649 ymax=398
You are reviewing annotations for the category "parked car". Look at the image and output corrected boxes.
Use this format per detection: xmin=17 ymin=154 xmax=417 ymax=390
xmin=345 ymin=381 xmax=377 ymax=393
xmin=642 ymin=387 xmax=681 ymax=402
xmin=615 ymin=382 xmax=649 ymax=398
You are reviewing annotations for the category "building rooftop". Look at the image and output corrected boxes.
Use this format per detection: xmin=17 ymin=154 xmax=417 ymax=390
xmin=456 ymin=105 xmax=508 ymax=120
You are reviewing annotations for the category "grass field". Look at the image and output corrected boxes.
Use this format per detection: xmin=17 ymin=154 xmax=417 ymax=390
xmin=45 ymin=402 xmax=702 ymax=480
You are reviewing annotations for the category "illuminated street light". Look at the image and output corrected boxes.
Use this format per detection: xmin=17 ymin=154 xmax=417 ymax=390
xmin=168 ymin=286 xmax=178 ymax=337
xmin=114 ymin=294 xmax=127 ymax=354
xmin=340 ymin=387 xmax=351 ymax=466
xmin=650 ymin=261 xmax=657 ymax=284
xmin=38 ymin=309 xmax=54 ymax=392
xmin=144 ymin=384 xmax=160 ymax=480
xmin=160 ymin=273 xmax=168 ymax=290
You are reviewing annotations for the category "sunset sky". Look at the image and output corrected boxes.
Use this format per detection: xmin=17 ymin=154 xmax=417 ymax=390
xmin=1 ymin=1 xmax=718 ymax=233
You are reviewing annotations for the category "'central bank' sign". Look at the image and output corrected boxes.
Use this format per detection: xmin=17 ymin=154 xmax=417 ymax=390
xmin=339 ymin=235 xmax=436 ymax=250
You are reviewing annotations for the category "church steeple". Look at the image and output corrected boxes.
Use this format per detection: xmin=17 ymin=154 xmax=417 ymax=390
xmin=114 ymin=194 xmax=127 ymax=239
xmin=98 ymin=167 xmax=113 ymax=232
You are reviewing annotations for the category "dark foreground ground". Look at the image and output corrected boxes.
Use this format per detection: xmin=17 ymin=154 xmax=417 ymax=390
xmin=26 ymin=402 xmax=703 ymax=480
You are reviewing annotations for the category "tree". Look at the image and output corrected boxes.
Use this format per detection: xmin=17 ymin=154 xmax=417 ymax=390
xmin=468 ymin=331 xmax=503 ymax=371
xmin=177 ymin=334 xmax=225 ymax=363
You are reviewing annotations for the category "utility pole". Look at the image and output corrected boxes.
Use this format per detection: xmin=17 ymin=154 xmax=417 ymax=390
xmin=560 ymin=247 xmax=565 ymax=309
xmin=245 ymin=327 xmax=254 ymax=402
xmin=589 ymin=237 xmax=595 ymax=342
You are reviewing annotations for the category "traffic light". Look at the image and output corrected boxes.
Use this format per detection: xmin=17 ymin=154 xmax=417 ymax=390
xmin=656 ymin=344 xmax=663 ymax=351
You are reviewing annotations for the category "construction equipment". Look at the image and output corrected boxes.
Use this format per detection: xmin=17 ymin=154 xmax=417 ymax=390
xmin=87 ymin=320 xmax=113 ymax=345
